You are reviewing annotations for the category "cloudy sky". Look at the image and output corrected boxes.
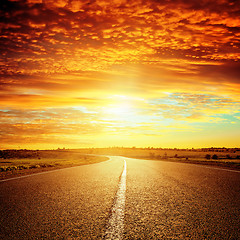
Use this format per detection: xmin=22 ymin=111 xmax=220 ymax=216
xmin=0 ymin=0 xmax=240 ymax=149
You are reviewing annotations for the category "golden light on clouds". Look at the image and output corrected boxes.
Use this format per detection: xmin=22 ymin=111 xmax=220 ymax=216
xmin=0 ymin=0 xmax=240 ymax=149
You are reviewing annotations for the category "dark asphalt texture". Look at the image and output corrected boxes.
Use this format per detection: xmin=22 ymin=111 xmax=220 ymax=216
xmin=0 ymin=159 xmax=123 ymax=239
xmin=124 ymin=158 xmax=240 ymax=239
xmin=0 ymin=157 xmax=240 ymax=239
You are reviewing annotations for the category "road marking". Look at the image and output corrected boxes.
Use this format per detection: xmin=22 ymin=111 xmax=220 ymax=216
xmin=103 ymin=159 xmax=127 ymax=240
xmin=0 ymin=167 xmax=80 ymax=183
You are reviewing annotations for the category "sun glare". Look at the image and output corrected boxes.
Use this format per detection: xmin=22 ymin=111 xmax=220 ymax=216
xmin=103 ymin=95 xmax=133 ymax=117
xmin=105 ymin=103 xmax=132 ymax=116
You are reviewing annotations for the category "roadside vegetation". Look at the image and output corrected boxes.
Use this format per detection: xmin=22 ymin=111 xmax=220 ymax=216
xmin=0 ymin=149 xmax=108 ymax=180
xmin=1 ymin=147 xmax=239 ymax=180
xmin=87 ymin=147 xmax=240 ymax=170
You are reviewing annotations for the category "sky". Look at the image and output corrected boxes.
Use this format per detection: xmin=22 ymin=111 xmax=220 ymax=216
xmin=0 ymin=0 xmax=240 ymax=149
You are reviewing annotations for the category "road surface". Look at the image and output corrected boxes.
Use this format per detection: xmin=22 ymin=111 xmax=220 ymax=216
xmin=0 ymin=156 xmax=239 ymax=239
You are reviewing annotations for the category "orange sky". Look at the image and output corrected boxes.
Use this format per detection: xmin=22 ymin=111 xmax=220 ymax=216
xmin=0 ymin=0 xmax=240 ymax=149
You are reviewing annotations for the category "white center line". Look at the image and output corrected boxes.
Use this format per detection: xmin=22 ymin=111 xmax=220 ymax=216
xmin=103 ymin=159 xmax=127 ymax=240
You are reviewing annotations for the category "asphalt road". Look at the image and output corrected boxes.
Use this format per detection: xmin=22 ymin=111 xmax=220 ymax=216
xmin=0 ymin=157 xmax=239 ymax=239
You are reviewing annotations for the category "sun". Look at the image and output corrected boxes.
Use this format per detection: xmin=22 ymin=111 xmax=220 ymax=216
xmin=103 ymin=95 xmax=133 ymax=117
xmin=100 ymin=94 xmax=146 ymax=126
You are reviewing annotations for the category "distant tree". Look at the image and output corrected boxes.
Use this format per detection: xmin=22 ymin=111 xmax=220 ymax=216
xmin=212 ymin=154 xmax=218 ymax=160
xmin=226 ymin=154 xmax=232 ymax=159
xmin=205 ymin=154 xmax=211 ymax=159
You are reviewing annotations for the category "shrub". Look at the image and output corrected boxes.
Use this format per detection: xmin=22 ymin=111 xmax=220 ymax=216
xmin=212 ymin=154 xmax=218 ymax=160
xmin=6 ymin=166 xmax=17 ymax=171
xmin=205 ymin=154 xmax=211 ymax=159
xmin=29 ymin=165 xmax=40 ymax=169
xmin=17 ymin=165 xmax=28 ymax=170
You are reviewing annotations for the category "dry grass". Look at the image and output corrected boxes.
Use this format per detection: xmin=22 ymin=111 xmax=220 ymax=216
xmin=88 ymin=147 xmax=240 ymax=170
xmin=1 ymin=148 xmax=239 ymax=180
xmin=0 ymin=149 xmax=108 ymax=180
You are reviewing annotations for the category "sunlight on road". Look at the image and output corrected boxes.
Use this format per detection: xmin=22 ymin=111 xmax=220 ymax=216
xmin=103 ymin=159 xmax=127 ymax=239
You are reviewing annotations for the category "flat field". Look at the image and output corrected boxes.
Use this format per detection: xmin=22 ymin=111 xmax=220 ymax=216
xmin=89 ymin=147 xmax=240 ymax=170
xmin=0 ymin=149 xmax=108 ymax=180
xmin=1 ymin=147 xmax=239 ymax=180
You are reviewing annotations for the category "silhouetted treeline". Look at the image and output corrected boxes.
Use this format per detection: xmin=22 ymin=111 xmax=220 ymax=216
xmin=0 ymin=147 xmax=239 ymax=160
xmin=87 ymin=146 xmax=240 ymax=153
xmin=0 ymin=150 xmax=40 ymax=159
